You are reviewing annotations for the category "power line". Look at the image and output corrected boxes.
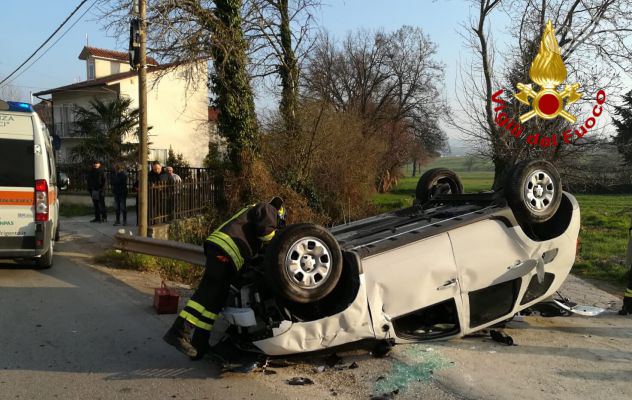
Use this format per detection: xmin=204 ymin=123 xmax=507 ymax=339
xmin=3 ymin=0 xmax=98 ymax=88
xmin=0 ymin=0 xmax=90 ymax=87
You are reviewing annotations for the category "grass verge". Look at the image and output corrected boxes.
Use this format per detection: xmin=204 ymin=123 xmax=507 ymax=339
xmin=573 ymin=194 xmax=630 ymax=287
xmin=94 ymin=250 xmax=204 ymax=286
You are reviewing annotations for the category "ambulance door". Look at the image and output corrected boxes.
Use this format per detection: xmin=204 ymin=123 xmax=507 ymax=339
xmin=0 ymin=112 xmax=36 ymax=243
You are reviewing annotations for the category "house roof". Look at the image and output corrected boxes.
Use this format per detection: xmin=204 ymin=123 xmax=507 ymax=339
xmin=79 ymin=46 xmax=159 ymax=66
xmin=33 ymin=63 xmax=175 ymax=96
xmin=208 ymin=107 xmax=219 ymax=122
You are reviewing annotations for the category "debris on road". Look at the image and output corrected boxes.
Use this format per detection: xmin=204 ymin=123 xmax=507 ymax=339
xmin=325 ymin=353 xmax=342 ymax=367
xmin=286 ymin=377 xmax=314 ymax=385
xmin=373 ymin=346 xmax=452 ymax=396
xmin=371 ymin=340 xmax=394 ymax=358
xmin=370 ymin=389 xmax=399 ymax=399
xmin=490 ymin=330 xmax=515 ymax=346
xmin=266 ymin=359 xmax=294 ymax=368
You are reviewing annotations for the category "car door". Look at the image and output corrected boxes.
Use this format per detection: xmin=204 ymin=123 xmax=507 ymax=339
xmin=361 ymin=232 xmax=465 ymax=340
xmin=448 ymin=218 xmax=532 ymax=330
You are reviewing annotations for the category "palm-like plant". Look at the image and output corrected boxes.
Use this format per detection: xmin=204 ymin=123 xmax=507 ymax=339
xmin=70 ymin=97 xmax=140 ymax=166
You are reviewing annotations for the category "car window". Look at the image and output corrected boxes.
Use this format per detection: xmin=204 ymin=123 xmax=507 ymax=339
xmin=0 ymin=138 xmax=35 ymax=187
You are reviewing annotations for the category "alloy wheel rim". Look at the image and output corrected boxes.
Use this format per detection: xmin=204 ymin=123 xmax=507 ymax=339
xmin=524 ymin=169 xmax=555 ymax=212
xmin=285 ymin=237 xmax=332 ymax=289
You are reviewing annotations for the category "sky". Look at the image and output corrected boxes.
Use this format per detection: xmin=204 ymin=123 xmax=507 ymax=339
xmin=0 ymin=0 xmax=512 ymax=147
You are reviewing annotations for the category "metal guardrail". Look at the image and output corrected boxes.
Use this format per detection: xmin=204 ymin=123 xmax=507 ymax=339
xmin=114 ymin=231 xmax=205 ymax=266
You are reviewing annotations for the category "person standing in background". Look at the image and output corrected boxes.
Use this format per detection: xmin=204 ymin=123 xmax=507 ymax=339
xmin=87 ymin=160 xmax=107 ymax=223
xmin=166 ymin=166 xmax=182 ymax=184
xmin=112 ymin=164 xmax=128 ymax=226
xmin=149 ymin=161 xmax=168 ymax=186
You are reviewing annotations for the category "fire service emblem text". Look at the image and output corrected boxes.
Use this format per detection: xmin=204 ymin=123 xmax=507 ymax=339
xmin=491 ymin=20 xmax=606 ymax=148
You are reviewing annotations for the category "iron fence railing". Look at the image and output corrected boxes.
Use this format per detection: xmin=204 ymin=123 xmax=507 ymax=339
xmin=57 ymin=164 xmax=213 ymax=195
xmin=59 ymin=164 xmax=137 ymax=194
xmin=148 ymin=178 xmax=222 ymax=225
xmin=58 ymin=164 xmax=222 ymax=226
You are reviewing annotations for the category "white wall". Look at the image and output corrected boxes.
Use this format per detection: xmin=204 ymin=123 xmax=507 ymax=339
xmin=117 ymin=63 xmax=209 ymax=167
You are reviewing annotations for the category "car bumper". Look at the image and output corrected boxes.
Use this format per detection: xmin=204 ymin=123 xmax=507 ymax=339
xmin=252 ymin=274 xmax=376 ymax=355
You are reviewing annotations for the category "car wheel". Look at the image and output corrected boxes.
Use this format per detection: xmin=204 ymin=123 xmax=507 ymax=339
xmin=54 ymin=223 xmax=60 ymax=242
xmin=35 ymin=241 xmax=53 ymax=269
xmin=415 ymin=168 xmax=464 ymax=204
xmin=505 ymin=160 xmax=562 ymax=224
xmin=265 ymin=223 xmax=343 ymax=304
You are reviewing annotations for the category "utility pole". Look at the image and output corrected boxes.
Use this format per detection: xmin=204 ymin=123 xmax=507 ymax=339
xmin=137 ymin=0 xmax=149 ymax=236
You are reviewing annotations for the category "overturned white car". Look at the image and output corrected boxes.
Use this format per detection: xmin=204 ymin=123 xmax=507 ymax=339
xmin=222 ymin=160 xmax=580 ymax=356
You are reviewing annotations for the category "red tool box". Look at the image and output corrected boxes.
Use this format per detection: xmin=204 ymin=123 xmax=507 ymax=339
xmin=154 ymin=281 xmax=180 ymax=314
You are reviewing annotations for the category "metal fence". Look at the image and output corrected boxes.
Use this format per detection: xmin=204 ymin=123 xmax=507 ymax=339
xmin=58 ymin=164 xmax=212 ymax=194
xmin=148 ymin=178 xmax=222 ymax=225
xmin=58 ymin=164 xmax=222 ymax=226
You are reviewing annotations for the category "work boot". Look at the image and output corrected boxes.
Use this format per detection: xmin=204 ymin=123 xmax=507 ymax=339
xmin=163 ymin=317 xmax=197 ymax=358
xmin=190 ymin=328 xmax=211 ymax=361
xmin=618 ymin=297 xmax=632 ymax=315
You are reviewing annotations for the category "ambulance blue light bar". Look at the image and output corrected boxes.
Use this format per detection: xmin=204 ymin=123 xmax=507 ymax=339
xmin=8 ymin=102 xmax=33 ymax=112
xmin=0 ymin=100 xmax=33 ymax=112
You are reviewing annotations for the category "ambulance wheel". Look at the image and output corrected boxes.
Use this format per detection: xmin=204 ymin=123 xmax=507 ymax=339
xmin=416 ymin=168 xmax=463 ymax=204
xmin=35 ymin=241 xmax=53 ymax=269
xmin=265 ymin=223 xmax=343 ymax=304
xmin=505 ymin=160 xmax=562 ymax=224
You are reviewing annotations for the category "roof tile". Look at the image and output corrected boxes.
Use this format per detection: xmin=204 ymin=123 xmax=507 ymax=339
xmin=79 ymin=46 xmax=159 ymax=66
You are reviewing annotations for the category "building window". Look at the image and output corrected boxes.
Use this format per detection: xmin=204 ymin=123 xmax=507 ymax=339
xmin=88 ymin=61 xmax=95 ymax=80
xmin=149 ymin=149 xmax=168 ymax=165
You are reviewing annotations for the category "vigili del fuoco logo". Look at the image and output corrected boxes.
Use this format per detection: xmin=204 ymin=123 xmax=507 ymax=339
xmin=491 ymin=20 xmax=605 ymax=148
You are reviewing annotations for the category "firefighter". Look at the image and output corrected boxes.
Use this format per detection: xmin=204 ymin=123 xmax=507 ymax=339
xmin=163 ymin=197 xmax=286 ymax=359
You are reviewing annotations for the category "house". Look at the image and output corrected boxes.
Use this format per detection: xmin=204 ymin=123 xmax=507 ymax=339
xmin=34 ymin=46 xmax=209 ymax=167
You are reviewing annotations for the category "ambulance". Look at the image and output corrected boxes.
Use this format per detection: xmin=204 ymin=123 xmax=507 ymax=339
xmin=0 ymin=99 xmax=59 ymax=268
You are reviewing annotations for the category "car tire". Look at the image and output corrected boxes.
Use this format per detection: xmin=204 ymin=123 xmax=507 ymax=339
xmin=35 ymin=241 xmax=53 ymax=269
xmin=265 ymin=223 xmax=343 ymax=304
xmin=505 ymin=160 xmax=562 ymax=224
xmin=415 ymin=168 xmax=464 ymax=204
xmin=54 ymin=223 xmax=60 ymax=242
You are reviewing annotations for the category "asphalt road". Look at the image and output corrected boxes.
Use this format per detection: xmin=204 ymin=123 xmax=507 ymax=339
xmin=0 ymin=247 xmax=287 ymax=400
xmin=2 ymin=217 xmax=632 ymax=400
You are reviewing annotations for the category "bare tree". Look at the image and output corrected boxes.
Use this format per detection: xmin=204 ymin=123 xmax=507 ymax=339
xmin=243 ymin=0 xmax=319 ymax=134
xmin=303 ymin=27 xmax=448 ymax=190
xmin=304 ymin=26 xmax=447 ymax=149
xmin=0 ymin=84 xmax=27 ymax=102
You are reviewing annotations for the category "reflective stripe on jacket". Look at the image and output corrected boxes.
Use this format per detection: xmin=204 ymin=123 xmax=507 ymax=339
xmin=206 ymin=202 xmax=278 ymax=270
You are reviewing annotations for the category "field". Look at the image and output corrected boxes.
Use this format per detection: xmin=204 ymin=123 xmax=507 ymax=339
xmin=373 ymin=156 xmax=631 ymax=287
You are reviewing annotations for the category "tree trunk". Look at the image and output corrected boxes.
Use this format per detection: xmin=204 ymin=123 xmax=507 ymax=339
xmin=212 ymin=0 xmax=259 ymax=172
xmin=278 ymin=0 xmax=299 ymax=137
xmin=492 ymin=155 xmax=510 ymax=190
xmin=412 ymin=159 xmax=417 ymax=177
